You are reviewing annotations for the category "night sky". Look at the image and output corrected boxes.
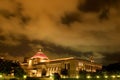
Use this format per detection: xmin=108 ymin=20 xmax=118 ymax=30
xmin=0 ymin=0 xmax=120 ymax=65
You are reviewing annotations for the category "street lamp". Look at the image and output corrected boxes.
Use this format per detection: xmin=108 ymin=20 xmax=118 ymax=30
xmin=86 ymin=75 xmax=91 ymax=79
xmin=111 ymin=75 xmax=116 ymax=78
xmin=96 ymin=75 xmax=100 ymax=78
xmin=23 ymin=75 xmax=27 ymax=79
xmin=104 ymin=75 xmax=108 ymax=78
xmin=0 ymin=74 xmax=2 ymax=78
xmin=76 ymin=75 xmax=80 ymax=79
xmin=0 ymin=74 xmax=3 ymax=79
xmin=117 ymin=75 xmax=120 ymax=78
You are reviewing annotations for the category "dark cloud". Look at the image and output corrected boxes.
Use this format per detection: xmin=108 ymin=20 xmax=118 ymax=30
xmin=102 ymin=52 xmax=120 ymax=65
xmin=30 ymin=40 xmax=83 ymax=59
xmin=77 ymin=0 xmax=117 ymax=13
xmin=0 ymin=0 xmax=31 ymax=26
xmin=61 ymin=12 xmax=81 ymax=25
xmin=0 ymin=35 xmax=5 ymax=41
xmin=0 ymin=10 xmax=15 ymax=19
xmin=0 ymin=35 xmax=31 ymax=56
xmin=0 ymin=34 xmax=84 ymax=61
xmin=99 ymin=8 xmax=109 ymax=21
xmin=15 ymin=2 xmax=31 ymax=25
xmin=77 ymin=0 xmax=120 ymax=21
xmin=0 ymin=0 xmax=120 ymax=65
xmin=78 ymin=0 xmax=108 ymax=12
xmin=88 ymin=30 xmax=110 ymax=41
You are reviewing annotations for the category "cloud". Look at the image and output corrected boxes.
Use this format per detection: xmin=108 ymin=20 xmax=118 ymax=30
xmin=102 ymin=52 xmax=120 ymax=65
xmin=0 ymin=0 xmax=120 ymax=64
xmin=0 ymin=52 xmax=23 ymax=61
xmin=0 ymin=0 xmax=120 ymax=49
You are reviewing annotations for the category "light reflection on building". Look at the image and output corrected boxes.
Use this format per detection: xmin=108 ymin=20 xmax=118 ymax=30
xmin=21 ymin=50 xmax=102 ymax=78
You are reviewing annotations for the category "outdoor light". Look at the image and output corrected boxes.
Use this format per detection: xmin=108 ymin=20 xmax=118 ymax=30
xmin=117 ymin=75 xmax=120 ymax=78
xmin=23 ymin=75 xmax=27 ymax=79
xmin=96 ymin=75 xmax=100 ymax=78
xmin=76 ymin=75 xmax=80 ymax=79
xmin=111 ymin=75 xmax=116 ymax=78
xmin=86 ymin=75 xmax=91 ymax=79
xmin=104 ymin=75 xmax=108 ymax=78
xmin=62 ymin=76 xmax=66 ymax=78
xmin=50 ymin=74 xmax=54 ymax=78
xmin=0 ymin=74 xmax=2 ymax=78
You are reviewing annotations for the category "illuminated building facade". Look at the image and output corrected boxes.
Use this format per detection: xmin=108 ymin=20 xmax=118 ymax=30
xmin=21 ymin=50 xmax=102 ymax=78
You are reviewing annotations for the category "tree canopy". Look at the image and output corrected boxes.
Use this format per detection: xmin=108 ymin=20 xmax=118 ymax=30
xmin=0 ymin=58 xmax=26 ymax=78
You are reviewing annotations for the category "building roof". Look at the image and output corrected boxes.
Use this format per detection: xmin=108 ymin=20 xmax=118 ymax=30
xmin=31 ymin=50 xmax=49 ymax=59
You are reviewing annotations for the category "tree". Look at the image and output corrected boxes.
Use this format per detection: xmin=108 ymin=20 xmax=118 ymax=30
xmin=0 ymin=59 xmax=26 ymax=78
xmin=14 ymin=67 xmax=26 ymax=78
xmin=0 ymin=59 xmax=12 ymax=75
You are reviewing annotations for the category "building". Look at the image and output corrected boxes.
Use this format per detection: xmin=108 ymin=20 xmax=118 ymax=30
xmin=21 ymin=50 xmax=102 ymax=78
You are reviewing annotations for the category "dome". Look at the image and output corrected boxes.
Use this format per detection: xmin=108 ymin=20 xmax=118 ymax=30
xmin=31 ymin=50 xmax=49 ymax=60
